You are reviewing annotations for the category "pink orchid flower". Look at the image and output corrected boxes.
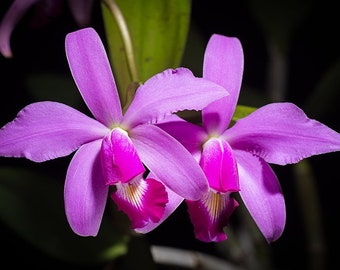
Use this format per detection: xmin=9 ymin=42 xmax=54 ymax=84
xmin=0 ymin=0 xmax=94 ymax=58
xmin=0 ymin=27 xmax=229 ymax=236
xmin=139 ymin=34 xmax=340 ymax=243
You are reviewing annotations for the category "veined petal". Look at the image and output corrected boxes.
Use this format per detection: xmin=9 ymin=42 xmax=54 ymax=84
xmin=186 ymin=190 xmax=239 ymax=242
xmin=123 ymin=68 xmax=228 ymax=127
xmin=67 ymin=0 xmax=94 ymax=27
xmin=131 ymin=124 xmax=208 ymax=200
xmin=200 ymin=138 xmax=239 ymax=192
xmin=0 ymin=0 xmax=39 ymax=58
xmin=100 ymin=128 xmax=145 ymax=185
xmin=111 ymin=174 xmax=168 ymax=229
xmin=234 ymin=150 xmax=286 ymax=243
xmin=0 ymin=101 xmax=109 ymax=162
xmin=225 ymin=102 xmax=340 ymax=165
xmin=202 ymin=34 xmax=244 ymax=134
xmin=64 ymin=139 xmax=109 ymax=237
xmin=135 ymin=183 xmax=184 ymax=233
xmin=65 ymin=27 xmax=123 ymax=127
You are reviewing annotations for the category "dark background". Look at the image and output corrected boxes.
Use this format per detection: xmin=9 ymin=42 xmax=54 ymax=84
xmin=0 ymin=0 xmax=339 ymax=269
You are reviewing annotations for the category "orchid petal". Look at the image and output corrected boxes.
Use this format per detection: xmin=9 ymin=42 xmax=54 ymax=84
xmin=200 ymin=138 xmax=239 ymax=192
xmin=123 ymin=68 xmax=228 ymax=127
xmin=131 ymin=124 xmax=208 ymax=200
xmin=112 ymin=174 xmax=168 ymax=229
xmin=234 ymin=150 xmax=286 ymax=243
xmin=0 ymin=0 xmax=39 ymax=58
xmin=67 ymin=0 xmax=94 ymax=27
xmin=100 ymin=128 xmax=145 ymax=185
xmin=202 ymin=34 xmax=244 ymax=134
xmin=64 ymin=139 xmax=109 ymax=237
xmin=135 ymin=181 xmax=184 ymax=233
xmin=157 ymin=114 xmax=207 ymax=161
xmin=0 ymin=101 xmax=109 ymax=162
xmin=186 ymin=190 xmax=239 ymax=242
xmin=65 ymin=27 xmax=123 ymax=126
xmin=225 ymin=102 xmax=340 ymax=165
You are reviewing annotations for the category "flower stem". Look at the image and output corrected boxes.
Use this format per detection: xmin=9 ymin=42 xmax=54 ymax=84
xmin=102 ymin=0 xmax=139 ymax=84
xmin=293 ymin=160 xmax=326 ymax=270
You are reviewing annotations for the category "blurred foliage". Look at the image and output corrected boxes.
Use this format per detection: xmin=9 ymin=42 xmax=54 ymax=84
xmin=0 ymin=166 xmax=129 ymax=265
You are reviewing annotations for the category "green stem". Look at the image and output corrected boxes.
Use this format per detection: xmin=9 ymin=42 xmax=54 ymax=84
xmin=293 ymin=160 xmax=326 ymax=270
xmin=102 ymin=0 xmax=139 ymax=84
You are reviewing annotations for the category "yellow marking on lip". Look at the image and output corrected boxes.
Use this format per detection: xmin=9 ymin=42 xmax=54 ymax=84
xmin=203 ymin=191 xmax=226 ymax=221
xmin=117 ymin=180 xmax=147 ymax=209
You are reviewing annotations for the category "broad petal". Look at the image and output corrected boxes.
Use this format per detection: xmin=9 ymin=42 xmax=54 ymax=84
xmin=65 ymin=27 xmax=123 ymax=126
xmin=100 ymin=128 xmax=145 ymax=185
xmin=225 ymin=102 xmax=340 ymax=165
xmin=131 ymin=124 xmax=208 ymax=200
xmin=202 ymin=34 xmax=244 ymax=134
xmin=64 ymin=139 xmax=109 ymax=236
xmin=186 ymin=190 xmax=239 ymax=242
xmin=234 ymin=150 xmax=286 ymax=243
xmin=111 ymin=174 xmax=168 ymax=229
xmin=123 ymin=68 xmax=228 ymax=127
xmin=200 ymin=138 xmax=239 ymax=192
xmin=0 ymin=0 xmax=39 ymax=58
xmin=67 ymin=0 xmax=94 ymax=27
xmin=0 ymin=101 xmax=109 ymax=162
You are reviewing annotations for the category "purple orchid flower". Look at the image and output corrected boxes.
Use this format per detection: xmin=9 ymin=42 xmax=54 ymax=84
xmin=138 ymin=34 xmax=340 ymax=243
xmin=0 ymin=0 xmax=94 ymax=58
xmin=0 ymin=27 xmax=229 ymax=236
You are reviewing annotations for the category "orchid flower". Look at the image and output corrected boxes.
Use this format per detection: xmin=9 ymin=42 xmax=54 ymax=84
xmin=0 ymin=27 xmax=229 ymax=236
xmin=0 ymin=0 xmax=95 ymax=58
xmin=141 ymin=34 xmax=340 ymax=243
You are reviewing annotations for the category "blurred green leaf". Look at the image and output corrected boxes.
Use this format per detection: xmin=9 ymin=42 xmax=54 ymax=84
xmin=101 ymin=0 xmax=191 ymax=105
xmin=232 ymin=104 xmax=257 ymax=122
xmin=0 ymin=166 xmax=129 ymax=265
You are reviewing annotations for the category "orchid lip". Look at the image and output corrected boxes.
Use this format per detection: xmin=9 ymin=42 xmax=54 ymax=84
xmin=111 ymin=175 xmax=168 ymax=229
xmin=186 ymin=189 xmax=239 ymax=242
